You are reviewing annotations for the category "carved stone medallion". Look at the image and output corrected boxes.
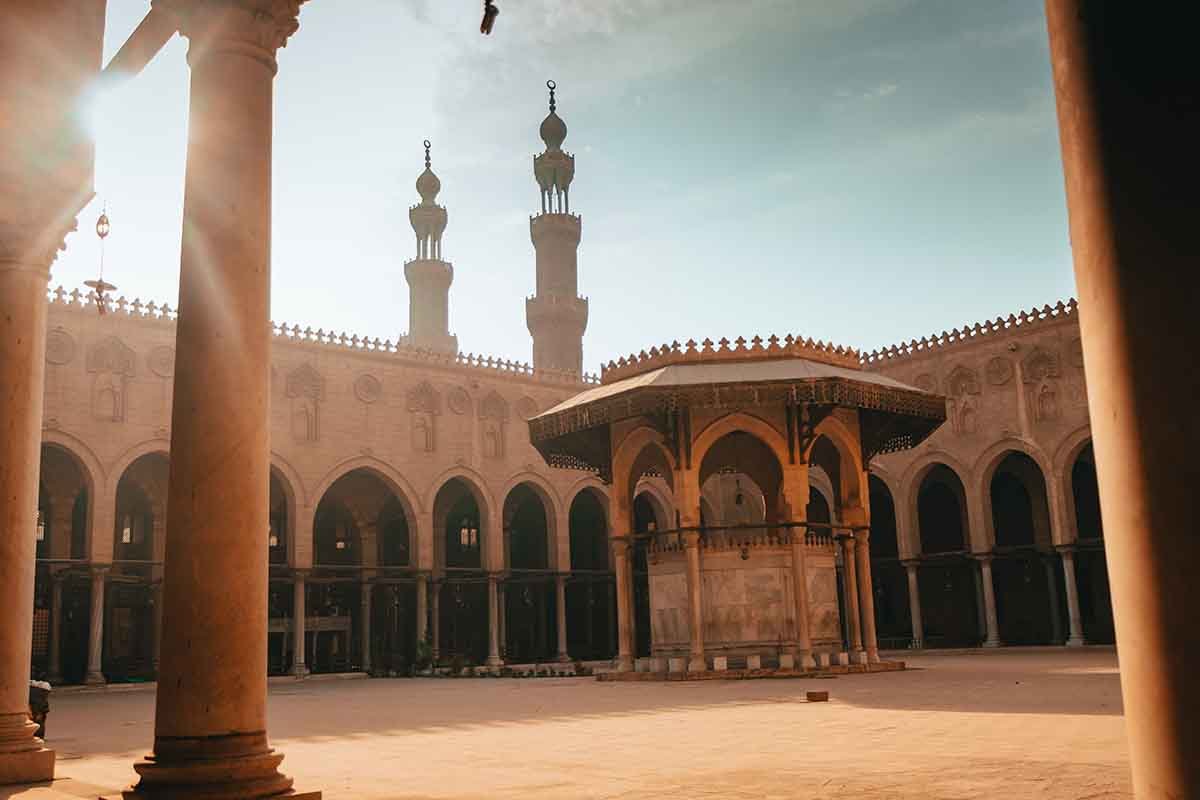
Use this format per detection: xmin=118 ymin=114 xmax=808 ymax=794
xmin=516 ymin=396 xmax=539 ymax=420
xmin=447 ymin=386 xmax=471 ymax=415
xmin=986 ymin=357 xmax=1014 ymax=386
xmin=148 ymin=346 xmax=176 ymax=378
xmin=354 ymin=373 xmax=382 ymax=404
xmin=45 ymin=328 xmax=76 ymax=365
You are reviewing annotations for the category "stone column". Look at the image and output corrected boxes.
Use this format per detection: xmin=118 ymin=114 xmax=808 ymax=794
xmin=854 ymin=531 xmax=880 ymax=663
xmin=683 ymin=531 xmax=706 ymax=672
xmin=291 ymin=571 xmax=307 ymax=678
xmin=497 ymin=583 xmax=507 ymax=660
xmin=430 ymin=582 xmax=441 ymax=662
xmin=611 ymin=539 xmax=634 ymax=672
xmin=152 ymin=581 xmax=165 ymax=676
xmin=976 ymin=555 xmax=1001 ymax=648
xmin=0 ymin=213 xmax=66 ymax=785
xmin=1058 ymin=547 xmax=1086 ymax=646
xmin=789 ymin=533 xmax=815 ymax=668
xmin=486 ymin=575 xmax=502 ymax=667
xmin=415 ymin=574 xmax=427 ymax=651
xmin=47 ymin=572 xmax=66 ymax=685
xmin=555 ymin=574 xmax=570 ymax=662
xmin=360 ymin=580 xmax=373 ymax=674
xmin=1046 ymin=4 xmax=1200 ymax=791
xmin=1043 ymin=557 xmax=1065 ymax=644
xmin=903 ymin=560 xmax=923 ymax=649
xmin=122 ymin=4 xmax=314 ymax=797
xmin=85 ymin=565 xmax=108 ymax=685
xmin=840 ymin=536 xmax=863 ymax=658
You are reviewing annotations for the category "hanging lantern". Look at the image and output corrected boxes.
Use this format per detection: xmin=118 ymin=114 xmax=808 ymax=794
xmin=85 ymin=206 xmax=117 ymax=313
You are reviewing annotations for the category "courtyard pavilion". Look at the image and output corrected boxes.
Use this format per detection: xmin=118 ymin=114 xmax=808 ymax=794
xmin=529 ymin=337 xmax=945 ymax=673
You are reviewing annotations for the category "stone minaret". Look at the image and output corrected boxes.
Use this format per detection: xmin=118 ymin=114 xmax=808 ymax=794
xmin=402 ymin=139 xmax=457 ymax=354
xmin=526 ymin=80 xmax=588 ymax=375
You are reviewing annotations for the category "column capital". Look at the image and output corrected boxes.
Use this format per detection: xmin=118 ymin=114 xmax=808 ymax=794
xmin=0 ymin=212 xmax=82 ymax=273
xmin=971 ymin=552 xmax=994 ymax=565
xmin=156 ymin=0 xmax=306 ymax=69
xmin=682 ymin=530 xmax=702 ymax=549
xmin=901 ymin=558 xmax=921 ymax=570
xmin=292 ymin=568 xmax=310 ymax=580
xmin=610 ymin=537 xmax=631 ymax=557
xmin=1054 ymin=544 xmax=1078 ymax=557
xmin=90 ymin=563 xmax=112 ymax=578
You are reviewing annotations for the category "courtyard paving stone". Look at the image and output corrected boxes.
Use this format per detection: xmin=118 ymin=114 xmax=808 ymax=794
xmin=4 ymin=650 xmax=1129 ymax=799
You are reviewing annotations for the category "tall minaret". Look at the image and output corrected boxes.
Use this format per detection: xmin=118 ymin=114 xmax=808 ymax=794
xmin=526 ymin=80 xmax=588 ymax=375
xmin=402 ymin=139 xmax=457 ymax=354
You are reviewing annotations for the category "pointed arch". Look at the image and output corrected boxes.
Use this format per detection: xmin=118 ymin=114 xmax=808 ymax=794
xmin=692 ymin=411 xmax=790 ymax=476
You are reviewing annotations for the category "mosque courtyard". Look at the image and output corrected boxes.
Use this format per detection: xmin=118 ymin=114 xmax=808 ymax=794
xmin=14 ymin=649 xmax=1127 ymax=800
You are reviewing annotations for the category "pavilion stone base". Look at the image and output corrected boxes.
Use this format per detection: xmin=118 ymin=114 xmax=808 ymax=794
xmin=597 ymin=659 xmax=906 ymax=682
xmin=648 ymin=541 xmax=841 ymax=662
xmin=0 ymin=746 xmax=55 ymax=786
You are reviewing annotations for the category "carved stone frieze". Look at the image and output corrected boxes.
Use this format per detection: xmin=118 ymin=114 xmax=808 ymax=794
xmin=447 ymin=386 xmax=471 ymax=415
xmin=480 ymin=390 xmax=509 ymax=459
xmin=147 ymin=345 xmax=176 ymax=378
xmin=517 ymin=396 xmax=539 ymax=421
xmin=945 ymin=365 xmax=980 ymax=397
xmin=1068 ymin=337 xmax=1085 ymax=369
xmin=406 ymin=381 xmax=440 ymax=453
xmin=87 ymin=337 xmax=137 ymax=422
xmin=45 ymin=328 xmax=76 ymax=365
xmin=286 ymin=363 xmax=323 ymax=442
xmin=1022 ymin=346 xmax=1060 ymax=383
xmin=354 ymin=373 xmax=382 ymax=404
xmin=913 ymin=373 xmax=936 ymax=393
xmin=985 ymin=356 xmax=1014 ymax=386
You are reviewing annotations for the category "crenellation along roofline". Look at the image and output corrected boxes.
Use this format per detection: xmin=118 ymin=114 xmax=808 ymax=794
xmin=46 ymin=284 xmax=601 ymax=390
xmin=860 ymin=298 xmax=1079 ymax=367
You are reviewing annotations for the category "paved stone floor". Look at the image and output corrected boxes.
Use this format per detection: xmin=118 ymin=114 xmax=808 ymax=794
xmin=6 ymin=649 xmax=1129 ymax=799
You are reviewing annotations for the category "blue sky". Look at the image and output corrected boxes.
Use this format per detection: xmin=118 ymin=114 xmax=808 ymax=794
xmin=59 ymin=0 xmax=1074 ymax=373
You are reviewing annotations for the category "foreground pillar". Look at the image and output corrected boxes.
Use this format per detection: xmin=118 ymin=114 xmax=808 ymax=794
xmin=291 ymin=572 xmax=307 ymax=678
xmin=902 ymin=560 xmax=923 ymax=649
xmin=86 ymin=565 xmax=108 ymax=685
xmin=1046 ymin=4 xmax=1200 ymax=792
xmin=854 ymin=530 xmax=880 ymax=663
xmin=486 ymin=575 xmax=502 ymax=667
xmin=683 ymin=532 xmax=706 ymax=672
xmin=1057 ymin=547 xmax=1086 ymax=647
xmin=611 ymin=539 xmax=634 ymax=671
xmin=0 ymin=245 xmax=58 ymax=784
xmin=976 ymin=556 xmax=1001 ymax=648
xmin=840 ymin=536 xmax=863 ymax=659
xmin=120 ymin=3 xmax=315 ymax=797
xmin=555 ymin=575 xmax=569 ymax=662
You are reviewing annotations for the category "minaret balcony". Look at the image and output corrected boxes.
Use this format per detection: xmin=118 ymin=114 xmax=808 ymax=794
xmin=530 ymin=212 xmax=582 ymax=244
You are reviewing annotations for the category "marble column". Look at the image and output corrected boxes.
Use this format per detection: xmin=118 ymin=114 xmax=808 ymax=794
xmin=977 ymin=556 xmax=1001 ymax=648
xmin=555 ymin=575 xmax=570 ymax=662
xmin=47 ymin=573 xmax=66 ymax=685
xmin=903 ymin=560 xmax=923 ymax=649
xmin=1043 ymin=557 xmax=1065 ymax=644
xmin=360 ymin=581 xmax=373 ymax=674
xmin=0 ymin=213 xmax=65 ymax=785
xmin=854 ymin=531 xmax=880 ymax=663
xmin=497 ymin=583 xmax=507 ymax=660
xmin=486 ymin=575 xmax=503 ymax=667
xmin=121 ymin=3 xmax=315 ymax=797
xmin=840 ymin=537 xmax=863 ymax=659
xmin=683 ymin=531 xmax=706 ymax=672
xmin=611 ymin=539 xmax=634 ymax=672
xmin=152 ymin=581 xmax=165 ymax=676
xmin=291 ymin=572 xmax=307 ymax=678
xmin=789 ymin=533 xmax=815 ymax=668
xmin=1058 ymin=547 xmax=1086 ymax=647
xmin=430 ymin=582 xmax=441 ymax=662
xmin=415 ymin=574 xmax=427 ymax=650
xmin=1047 ymin=4 xmax=1200 ymax=791
xmin=85 ymin=565 xmax=108 ymax=685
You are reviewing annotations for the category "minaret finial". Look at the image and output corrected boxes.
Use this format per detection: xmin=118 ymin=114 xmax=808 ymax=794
xmin=547 ymin=80 xmax=556 ymax=113
xmin=424 ymin=139 xmax=431 ymax=169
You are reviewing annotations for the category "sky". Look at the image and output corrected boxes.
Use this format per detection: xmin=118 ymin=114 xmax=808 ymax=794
xmin=58 ymin=0 xmax=1076 ymax=374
